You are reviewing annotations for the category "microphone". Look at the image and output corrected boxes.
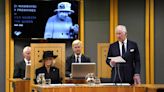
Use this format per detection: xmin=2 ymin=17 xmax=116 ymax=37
xmin=113 ymin=63 xmax=122 ymax=84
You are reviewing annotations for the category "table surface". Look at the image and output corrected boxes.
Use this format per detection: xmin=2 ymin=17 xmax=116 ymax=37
xmin=10 ymin=79 xmax=164 ymax=92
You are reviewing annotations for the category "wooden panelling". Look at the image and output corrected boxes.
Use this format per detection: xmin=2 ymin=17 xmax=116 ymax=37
xmin=150 ymin=0 xmax=154 ymax=84
xmin=97 ymin=43 xmax=111 ymax=78
xmin=145 ymin=0 xmax=154 ymax=84
xmin=9 ymin=79 xmax=30 ymax=92
xmin=110 ymin=0 xmax=118 ymax=43
xmin=80 ymin=0 xmax=84 ymax=53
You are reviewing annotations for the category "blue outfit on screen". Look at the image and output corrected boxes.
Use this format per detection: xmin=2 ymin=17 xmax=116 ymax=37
xmin=44 ymin=2 xmax=79 ymax=39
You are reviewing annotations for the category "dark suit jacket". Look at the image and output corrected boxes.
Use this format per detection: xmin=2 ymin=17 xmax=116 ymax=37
xmin=106 ymin=40 xmax=140 ymax=84
xmin=13 ymin=60 xmax=26 ymax=78
xmin=65 ymin=54 xmax=91 ymax=77
xmin=35 ymin=66 xmax=61 ymax=84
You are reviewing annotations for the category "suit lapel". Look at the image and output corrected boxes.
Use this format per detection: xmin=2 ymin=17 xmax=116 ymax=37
xmin=81 ymin=54 xmax=85 ymax=61
xmin=126 ymin=40 xmax=132 ymax=54
xmin=71 ymin=54 xmax=76 ymax=63
xmin=123 ymin=40 xmax=131 ymax=57
xmin=116 ymin=41 xmax=121 ymax=56
xmin=22 ymin=60 xmax=26 ymax=70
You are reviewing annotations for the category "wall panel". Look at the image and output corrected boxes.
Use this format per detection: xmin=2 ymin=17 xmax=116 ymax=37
xmin=118 ymin=0 xmax=146 ymax=83
xmin=84 ymin=0 xmax=110 ymax=65
xmin=0 ymin=0 xmax=5 ymax=91
xmin=154 ymin=0 xmax=164 ymax=84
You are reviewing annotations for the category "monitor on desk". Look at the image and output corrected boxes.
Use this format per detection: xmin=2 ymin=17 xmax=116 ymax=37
xmin=71 ymin=63 xmax=96 ymax=79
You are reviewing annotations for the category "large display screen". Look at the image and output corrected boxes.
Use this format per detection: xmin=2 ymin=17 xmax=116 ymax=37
xmin=12 ymin=0 xmax=79 ymax=39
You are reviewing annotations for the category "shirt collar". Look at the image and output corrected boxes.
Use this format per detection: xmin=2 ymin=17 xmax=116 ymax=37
xmin=24 ymin=58 xmax=31 ymax=65
xmin=119 ymin=38 xmax=127 ymax=44
xmin=74 ymin=54 xmax=82 ymax=58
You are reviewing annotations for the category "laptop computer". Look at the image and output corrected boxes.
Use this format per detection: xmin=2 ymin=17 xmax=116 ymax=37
xmin=71 ymin=63 xmax=96 ymax=79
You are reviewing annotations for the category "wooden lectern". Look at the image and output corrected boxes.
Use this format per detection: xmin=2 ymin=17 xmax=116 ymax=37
xmin=10 ymin=79 xmax=30 ymax=92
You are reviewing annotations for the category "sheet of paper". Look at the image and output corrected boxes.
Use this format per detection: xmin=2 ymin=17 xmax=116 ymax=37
xmin=108 ymin=56 xmax=126 ymax=63
xmin=37 ymin=84 xmax=77 ymax=88
xmin=100 ymin=83 xmax=130 ymax=86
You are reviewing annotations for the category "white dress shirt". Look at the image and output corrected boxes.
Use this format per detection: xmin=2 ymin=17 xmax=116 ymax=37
xmin=24 ymin=58 xmax=31 ymax=65
xmin=74 ymin=54 xmax=82 ymax=63
xmin=119 ymin=38 xmax=127 ymax=56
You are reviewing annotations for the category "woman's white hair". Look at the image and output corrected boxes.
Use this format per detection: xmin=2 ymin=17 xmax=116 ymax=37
xmin=115 ymin=25 xmax=127 ymax=34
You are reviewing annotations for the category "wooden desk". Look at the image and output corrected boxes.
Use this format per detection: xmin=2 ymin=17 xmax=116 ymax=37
xmin=32 ymin=84 xmax=146 ymax=92
xmin=9 ymin=79 xmax=164 ymax=92
xmin=10 ymin=79 xmax=30 ymax=92
xmin=65 ymin=78 xmax=86 ymax=84
xmin=138 ymin=84 xmax=164 ymax=92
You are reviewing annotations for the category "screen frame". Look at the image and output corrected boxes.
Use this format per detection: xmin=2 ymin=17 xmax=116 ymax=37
xmin=11 ymin=0 xmax=84 ymax=40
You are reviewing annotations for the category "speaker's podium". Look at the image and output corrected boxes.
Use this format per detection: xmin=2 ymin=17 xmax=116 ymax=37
xmin=10 ymin=64 xmax=31 ymax=92
xmin=10 ymin=79 xmax=30 ymax=92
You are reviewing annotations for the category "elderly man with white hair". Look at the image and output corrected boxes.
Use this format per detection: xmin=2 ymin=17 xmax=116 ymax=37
xmin=14 ymin=46 xmax=31 ymax=78
xmin=106 ymin=25 xmax=141 ymax=85
xmin=65 ymin=39 xmax=91 ymax=77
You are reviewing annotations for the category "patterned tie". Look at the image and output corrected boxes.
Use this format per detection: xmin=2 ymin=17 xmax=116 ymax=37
xmin=122 ymin=42 xmax=125 ymax=56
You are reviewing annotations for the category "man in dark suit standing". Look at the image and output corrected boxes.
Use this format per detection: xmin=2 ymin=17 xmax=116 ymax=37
xmin=13 ymin=46 xmax=31 ymax=78
xmin=106 ymin=25 xmax=141 ymax=84
xmin=66 ymin=40 xmax=91 ymax=77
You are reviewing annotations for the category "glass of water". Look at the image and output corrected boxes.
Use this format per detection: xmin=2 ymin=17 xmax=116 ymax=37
xmin=45 ymin=79 xmax=51 ymax=85
xmin=95 ymin=78 xmax=101 ymax=85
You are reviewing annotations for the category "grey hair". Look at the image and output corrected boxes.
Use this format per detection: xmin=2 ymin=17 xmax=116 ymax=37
xmin=23 ymin=46 xmax=31 ymax=53
xmin=115 ymin=25 xmax=127 ymax=34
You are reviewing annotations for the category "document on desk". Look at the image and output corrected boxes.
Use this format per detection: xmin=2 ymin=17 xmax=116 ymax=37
xmin=100 ymin=83 xmax=130 ymax=86
xmin=38 ymin=84 xmax=77 ymax=88
xmin=108 ymin=56 xmax=126 ymax=63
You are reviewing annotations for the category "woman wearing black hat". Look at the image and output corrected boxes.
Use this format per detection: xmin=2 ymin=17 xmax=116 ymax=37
xmin=35 ymin=51 xmax=61 ymax=84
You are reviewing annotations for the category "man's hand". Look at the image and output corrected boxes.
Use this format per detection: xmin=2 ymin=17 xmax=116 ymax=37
xmin=110 ymin=60 xmax=116 ymax=67
xmin=133 ymin=74 xmax=141 ymax=84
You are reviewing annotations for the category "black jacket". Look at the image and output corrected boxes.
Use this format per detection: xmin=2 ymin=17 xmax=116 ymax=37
xmin=65 ymin=54 xmax=91 ymax=77
xmin=106 ymin=40 xmax=140 ymax=84
xmin=35 ymin=66 xmax=61 ymax=84
xmin=13 ymin=60 xmax=26 ymax=78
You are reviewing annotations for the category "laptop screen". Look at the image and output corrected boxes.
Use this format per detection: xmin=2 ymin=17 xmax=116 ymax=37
xmin=71 ymin=63 xmax=96 ymax=79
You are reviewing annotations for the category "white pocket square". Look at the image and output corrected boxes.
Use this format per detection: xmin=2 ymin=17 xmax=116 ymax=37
xmin=130 ymin=49 xmax=134 ymax=52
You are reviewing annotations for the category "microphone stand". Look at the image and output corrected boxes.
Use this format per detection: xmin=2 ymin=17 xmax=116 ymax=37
xmin=113 ymin=63 xmax=122 ymax=85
